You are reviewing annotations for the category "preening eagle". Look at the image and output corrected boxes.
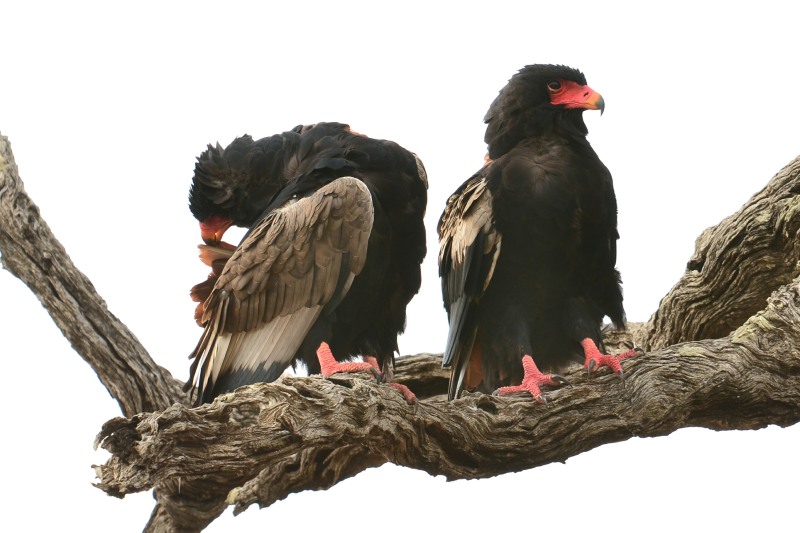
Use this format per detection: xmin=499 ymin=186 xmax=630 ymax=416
xmin=439 ymin=64 xmax=635 ymax=401
xmin=186 ymin=122 xmax=427 ymax=405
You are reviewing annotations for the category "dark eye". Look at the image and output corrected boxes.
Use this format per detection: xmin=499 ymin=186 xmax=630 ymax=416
xmin=547 ymin=80 xmax=562 ymax=92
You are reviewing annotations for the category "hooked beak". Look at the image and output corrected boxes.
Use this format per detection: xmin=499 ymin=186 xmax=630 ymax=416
xmin=550 ymin=80 xmax=605 ymax=115
xmin=199 ymin=215 xmax=233 ymax=245
xmin=584 ymin=90 xmax=605 ymax=115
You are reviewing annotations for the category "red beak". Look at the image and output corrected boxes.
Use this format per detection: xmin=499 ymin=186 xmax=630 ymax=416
xmin=550 ymin=80 xmax=605 ymax=115
xmin=199 ymin=215 xmax=233 ymax=244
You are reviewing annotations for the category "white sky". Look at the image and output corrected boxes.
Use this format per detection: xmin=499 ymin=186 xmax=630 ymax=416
xmin=2 ymin=1 xmax=799 ymax=531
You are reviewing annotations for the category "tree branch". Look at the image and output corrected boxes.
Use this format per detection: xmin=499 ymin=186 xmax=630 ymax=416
xmin=643 ymin=155 xmax=800 ymax=350
xmin=0 ymin=133 xmax=185 ymax=416
xmin=4 ymin=130 xmax=800 ymax=532
xmin=94 ymin=278 xmax=800 ymax=527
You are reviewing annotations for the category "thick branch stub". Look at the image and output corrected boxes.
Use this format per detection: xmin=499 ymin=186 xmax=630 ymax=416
xmin=390 ymin=352 xmax=449 ymax=398
xmin=643 ymin=155 xmax=800 ymax=350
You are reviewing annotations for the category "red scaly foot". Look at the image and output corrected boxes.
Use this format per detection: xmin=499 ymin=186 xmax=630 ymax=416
xmin=361 ymin=355 xmax=381 ymax=373
xmin=493 ymin=355 xmax=568 ymax=402
xmin=316 ymin=342 xmax=381 ymax=380
xmin=317 ymin=345 xmax=417 ymax=404
xmin=383 ymin=382 xmax=417 ymax=404
xmin=363 ymin=356 xmax=417 ymax=405
xmin=581 ymin=338 xmax=638 ymax=380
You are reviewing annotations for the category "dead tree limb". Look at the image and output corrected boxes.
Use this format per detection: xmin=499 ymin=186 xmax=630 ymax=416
xmin=94 ymin=278 xmax=800 ymax=528
xmin=643 ymin=156 xmax=800 ymax=350
xmin=2 ymin=130 xmax=800 ymax=532
xmin=0 ymin=133 xmax=185 ymax=416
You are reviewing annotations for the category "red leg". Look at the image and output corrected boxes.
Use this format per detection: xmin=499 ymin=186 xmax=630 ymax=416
xmin=386 ymin=383 xmax=417 ymax=404
xmin=364 ymin=356 xmax=417 ymax=404
xmin=362 ymin=356 xmax=381 ymax=372
xmin=317 ymin=344 xmax=416 ymax=403
xmin=316 ymin=342 xmax=380 ymax=380
xmin=494 ymin=355 xmax=567 ymax=402
xmin=581 ymin=338 xmax=637 ymax=379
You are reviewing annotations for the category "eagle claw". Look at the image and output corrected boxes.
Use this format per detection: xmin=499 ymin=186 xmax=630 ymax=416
xmin=317 ymin=342 xmax=381 ymax=378
xmin=318 ymin=345 xmax=416 ymax=403
xmin=582 ymin=338 xmax=638 ymax=381
xmin=493 ymin=355 xmax=567 ymax=402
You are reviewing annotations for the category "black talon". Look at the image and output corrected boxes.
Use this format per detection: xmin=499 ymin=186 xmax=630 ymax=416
xmin=369 ymin=367 xmax=383 ymax=382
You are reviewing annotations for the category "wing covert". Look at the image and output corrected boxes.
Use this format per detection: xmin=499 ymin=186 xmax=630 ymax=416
xmin=438 ymin=171 xmax=501 ymax=399
xmin=188 ymin=176 xmax=374 ymax=402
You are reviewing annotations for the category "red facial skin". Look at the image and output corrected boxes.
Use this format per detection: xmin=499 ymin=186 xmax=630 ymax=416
xmin=547 ymin=79 xmax=605 ymax=113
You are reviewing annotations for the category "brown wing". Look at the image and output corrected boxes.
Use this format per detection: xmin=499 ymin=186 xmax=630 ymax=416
xmin=188 ymin=176 xmax=374 ymax=403
xmin=438 ymin=169 xmax=501 ymax=399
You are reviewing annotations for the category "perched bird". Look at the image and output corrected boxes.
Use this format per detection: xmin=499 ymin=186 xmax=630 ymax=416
xmin=438 ymin=64 xmax=635 ymax=401
xmin=186 ymin=122 xmax=428 ymax=405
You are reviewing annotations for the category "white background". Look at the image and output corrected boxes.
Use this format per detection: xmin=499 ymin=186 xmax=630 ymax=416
xmin=1 ymin=1 xmax=799 ymax=531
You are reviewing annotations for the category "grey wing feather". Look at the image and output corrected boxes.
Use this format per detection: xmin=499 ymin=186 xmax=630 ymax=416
xmin=438 ymin=174 xmax=501 ymax=399
xmin=190 ymin=176 xmax=374 ymax=401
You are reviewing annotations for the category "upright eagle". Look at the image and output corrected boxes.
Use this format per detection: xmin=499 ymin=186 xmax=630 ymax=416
xmin=186 ymin=122 xmax=427 ymax=404
xmin=439 ymin=64 xmax=634 ymax=401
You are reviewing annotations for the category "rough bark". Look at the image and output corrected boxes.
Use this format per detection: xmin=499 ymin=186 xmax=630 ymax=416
xmin=643 ymin=156 xmax=800 ymax=350
xmin=2 ymin=130 xmax=800 ymax=532
xmin=0 ymin=134 xmax=186 ymax=416
xmin=94 ymin=284 xmax=800 ymax=530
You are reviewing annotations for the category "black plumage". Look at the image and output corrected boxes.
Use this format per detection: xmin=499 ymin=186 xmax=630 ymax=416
xmin=186 ymin=122 xmax=427 ymax=405
xmin=439 ymin=64 xmax=630 ymax=400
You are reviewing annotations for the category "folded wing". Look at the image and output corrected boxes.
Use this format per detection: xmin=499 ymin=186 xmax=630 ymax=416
xmin=438 ymin=171 xmax=501 ymax=400
xmin=188 ymin=176 xmax=374 ymax=403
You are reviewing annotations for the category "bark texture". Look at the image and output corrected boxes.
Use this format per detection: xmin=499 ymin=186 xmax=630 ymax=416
xmin=0 ymin=134 xmax=186 ymax=417
xmin=94 ymin=288 xmax=800 ymax=532
xmin=643 ymin=156 xmax=800 ymax=350
xmin=2 ymin=131 xmax=800 ymax=532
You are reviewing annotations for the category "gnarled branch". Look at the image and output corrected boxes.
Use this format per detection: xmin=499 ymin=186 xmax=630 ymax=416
xmin=643 ymin=156 xmax=800 ymax=350
xmin=2 ymin=129 xmax=800 ymax=532
xmin=0 ymin=134 xmax=185 ymax=416
xmin=95 ymin=281 xmax=800 ymax=528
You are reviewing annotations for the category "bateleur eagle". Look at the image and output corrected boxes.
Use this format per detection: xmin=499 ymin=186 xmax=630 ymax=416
xmin=186 ymin=122 xmax=427 ymax=405
xmin=438 ymin=64 xmax=635 ymax=401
